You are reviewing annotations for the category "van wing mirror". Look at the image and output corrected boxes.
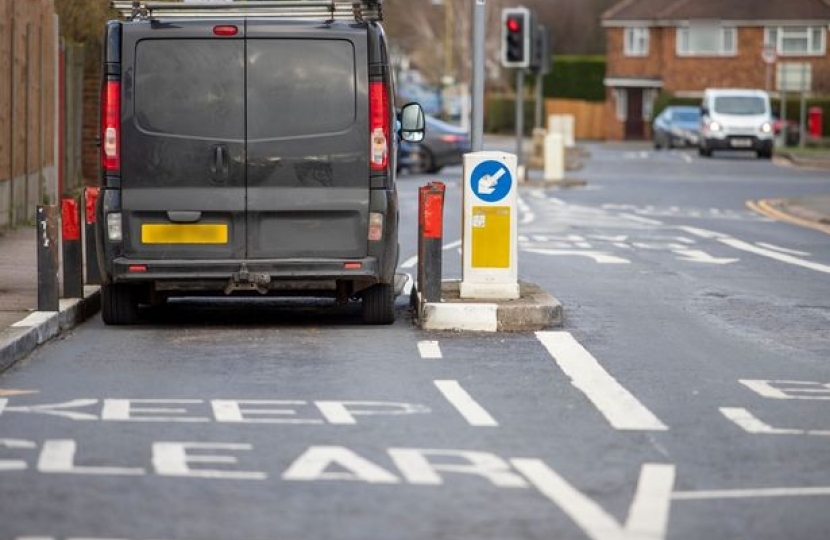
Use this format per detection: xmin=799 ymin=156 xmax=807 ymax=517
xmin=399 ymin=103 xmax=425 ymax=143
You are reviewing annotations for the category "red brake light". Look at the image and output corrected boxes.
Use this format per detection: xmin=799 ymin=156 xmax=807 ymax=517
xmin=101 ymin=80 xmax=121 ymax=174
xmin=213 ymin=25 xmax=238 ymax=37
xmin=369 ymin=81 xmax=390 ymax=171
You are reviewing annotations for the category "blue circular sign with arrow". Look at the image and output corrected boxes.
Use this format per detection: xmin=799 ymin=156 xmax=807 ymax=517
xmin=470 ymin=160 xmax=513 ymax=203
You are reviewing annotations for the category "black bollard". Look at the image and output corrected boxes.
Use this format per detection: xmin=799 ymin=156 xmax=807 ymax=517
xmin=37 ymin=205 xmax=60 ymax=311
xmin=417 ymin=181 xmax=446 ymax=304
xmin=61 ymin=197 xmax=84 ymax=299
xmin=84 ymin=188 xmax=102 ymax=285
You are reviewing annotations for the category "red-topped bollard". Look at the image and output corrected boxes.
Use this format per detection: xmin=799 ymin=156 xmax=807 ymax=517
xmin=417 ymin=181 xmax=446 ymax=304
xmin=61 ymin=197 xmax=84 ymax=298
xmin=84 ymin=187 xmax=101 ymax=285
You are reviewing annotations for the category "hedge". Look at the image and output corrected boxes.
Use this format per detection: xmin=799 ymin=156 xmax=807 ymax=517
xmin=539 ymin=56 xmax=606 ymax=103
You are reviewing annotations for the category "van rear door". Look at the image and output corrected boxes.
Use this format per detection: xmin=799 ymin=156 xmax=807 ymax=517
xmin=244 ymin=22 xmax=370 ymax=260
xmin=120 ymin=21 xmax=247 ymax=261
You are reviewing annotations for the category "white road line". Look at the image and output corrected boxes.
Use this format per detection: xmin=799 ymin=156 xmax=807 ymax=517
xmin=401 ymin=240 xmax=462 ymax=269
xmin=720 ymin=407 xmax=830 ymax=436
xmin=718 ymin=237 xmax=830 ymax=275
xmin=417 ymin=341 xmax=443 ymax=360
xmin=513 ymin=459 xmax=675 ymax=540
xmin=755 ymin=242 xmax=811 ymax=256
xmin=677 ymin=226 xmax=830 ymax=275
xmin=434 ymin=380 xmax=498 ymax=427
xmin=673 ymin=486 xmax=830 ymax=501
xmin=401 ymin=255 xmax=418 ymax=269
xmin=620 ymin=213 xmax=664 ymax=226
xmin=536 ymin=332 xmax=668 ymax=431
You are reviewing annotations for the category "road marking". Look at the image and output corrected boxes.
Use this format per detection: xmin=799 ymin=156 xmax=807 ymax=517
xmin=673 ymin=486 xmax=830 ymax=500
xmin=518 ymin=195 xmax=535 ymax=225
xmin=748 ymin=199 xmax=830 ymax=236
xmin=434 ymin=380 xmax=498 ymax=427
xmin=740 ymin=379 xmax=830 ymax=400
xmin=417 ymin=340 xmax=443 ymax=359
xmin=718 ymin=237 xmax=830 ymax=275
xmin=536 ymin=332 xmax=668 ymax=431
xmin=513 ymin=459 xmax=675 ymax=540
xmin=620 ymin=213 xmax=664 ymax=226
xmin=38 ymin=440 xmax=145 ymax=476
xmin=756 ymin=242 xmax=811 ymax=256
xmin=671 ymin=249 xmax=738 ymax=265
xmin=720 ymin=407 xmax=830 ymax=436
xmin=522 ymin=248 xmax=631 ymax=264
xmin=401 ymin=240 xmax=462 ymax=269
xmin=678 ymin=225 xmax=830 ymax=275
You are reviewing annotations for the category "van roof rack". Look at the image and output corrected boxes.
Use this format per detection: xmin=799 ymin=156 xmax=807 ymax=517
xmin=111 ymin=0 xmax=383 ymax=22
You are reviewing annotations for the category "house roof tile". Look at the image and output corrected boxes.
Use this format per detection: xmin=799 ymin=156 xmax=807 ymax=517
xmin=603 ymin=0 xmax=830 ymax=22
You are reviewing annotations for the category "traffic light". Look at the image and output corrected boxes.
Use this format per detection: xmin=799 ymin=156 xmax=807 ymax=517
xmin=501 ymin=7 xmax=531 ymax=69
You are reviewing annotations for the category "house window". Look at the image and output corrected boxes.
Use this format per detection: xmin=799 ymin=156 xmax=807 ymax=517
xmin=765 ymin=26 xmax=826 ymax=56
xmin=676 ymin=25 xmax=737 ymax=56
xmin=624 ymin=27 xmax=649 ymax=57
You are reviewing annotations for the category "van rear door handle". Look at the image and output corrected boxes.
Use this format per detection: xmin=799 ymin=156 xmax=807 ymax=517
xmin=211 ymin=144 xmax=230 ymax=182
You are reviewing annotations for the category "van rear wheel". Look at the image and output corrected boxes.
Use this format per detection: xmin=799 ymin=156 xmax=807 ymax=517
xmin=362 ymin=283 xmax=396 ymax=325
xmin=101 ymin=283 xmax=140 ymax=325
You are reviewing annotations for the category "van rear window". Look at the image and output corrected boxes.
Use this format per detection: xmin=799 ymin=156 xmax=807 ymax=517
xmin=713 ymin=96 xmax=766 ymax=116
xmin=246 ymin=39 xmax=357 ymax=140
xmin=135 ymin=40 xmax=245 ymax=139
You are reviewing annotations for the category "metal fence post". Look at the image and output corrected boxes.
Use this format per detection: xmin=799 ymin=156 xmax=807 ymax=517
xmin=37 ymin=204 xmax=59 ymax=311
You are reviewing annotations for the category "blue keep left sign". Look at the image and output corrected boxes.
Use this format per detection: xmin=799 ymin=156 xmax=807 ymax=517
xmin=470 ymin=160 xmax=513 ymax=203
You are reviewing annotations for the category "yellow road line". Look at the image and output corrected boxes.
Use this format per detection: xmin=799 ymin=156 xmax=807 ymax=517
xmin=747 ymin=199 xmax=830 ymax=236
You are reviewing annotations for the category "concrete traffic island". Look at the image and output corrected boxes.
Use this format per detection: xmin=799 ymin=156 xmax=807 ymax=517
xmin=412 ymin=280 xmax=563 ymax=332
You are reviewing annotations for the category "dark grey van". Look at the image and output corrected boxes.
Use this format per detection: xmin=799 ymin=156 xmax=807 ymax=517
xmin=97 ymin=0 xmax=424 ymax=325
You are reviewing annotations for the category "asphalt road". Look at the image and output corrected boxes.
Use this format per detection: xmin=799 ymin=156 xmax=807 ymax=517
xmin=1 ymin=144 xmax=829 ymax=540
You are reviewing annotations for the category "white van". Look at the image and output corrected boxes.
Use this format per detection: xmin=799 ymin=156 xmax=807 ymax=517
xmin=699 ymin=89 xmax=774 ymax=159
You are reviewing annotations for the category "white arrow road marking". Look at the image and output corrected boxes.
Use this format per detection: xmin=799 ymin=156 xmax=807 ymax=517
xmin=513 ymin=459 xmax=675 ymax=540
xmin=434 ymin=380 xmax=498 ymax=427
xmin=536 ymin=332 xmax=668 ymax=431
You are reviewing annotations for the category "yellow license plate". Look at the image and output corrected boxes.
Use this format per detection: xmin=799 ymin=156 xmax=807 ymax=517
xmin=141 ymin=223 xmax=228 ymax=245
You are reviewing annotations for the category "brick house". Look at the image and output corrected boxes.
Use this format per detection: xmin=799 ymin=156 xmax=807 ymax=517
xmin=602 ymin=0 xmax=830 ymax=140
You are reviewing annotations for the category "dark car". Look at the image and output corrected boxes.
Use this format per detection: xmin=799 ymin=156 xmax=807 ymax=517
xmin=96 ymin=0 xmax=424 ymax=325
xmin=398 ymin=115 xmax=471 ymax=174
xmin=653 ymin=106 xmax=701 ymax=149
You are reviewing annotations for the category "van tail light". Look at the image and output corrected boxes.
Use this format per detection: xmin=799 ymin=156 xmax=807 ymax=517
xmin=369 ymin=82 xmax=390 ymax=171
xmin=101 ymin=80 xmax=121 ymax=173
xmin=368 ymin=212 xmax=384 ymax=241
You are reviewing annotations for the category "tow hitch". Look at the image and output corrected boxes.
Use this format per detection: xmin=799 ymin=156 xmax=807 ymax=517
xmin=225 ymin=264 xmax=271 ymax=295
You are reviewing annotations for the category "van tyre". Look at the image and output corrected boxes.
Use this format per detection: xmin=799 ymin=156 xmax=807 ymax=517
xmin=101 ymin=283 xmax=140 ymax=325
xmin=362 ymin=283 xmax=396 ymax=325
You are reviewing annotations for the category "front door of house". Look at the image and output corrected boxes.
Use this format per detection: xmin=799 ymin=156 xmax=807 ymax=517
xmin=625 ymin=88 xmax=644 ymax=140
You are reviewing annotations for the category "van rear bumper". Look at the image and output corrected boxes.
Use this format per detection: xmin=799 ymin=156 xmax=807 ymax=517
xmin=702 ymin=135 xmax=773 ymax=152
xmin=111 ymin=257 xmax=383 ymax=290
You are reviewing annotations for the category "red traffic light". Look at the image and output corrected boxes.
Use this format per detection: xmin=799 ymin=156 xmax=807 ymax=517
xmin=506 ymin=17 xmax=521 ymax=33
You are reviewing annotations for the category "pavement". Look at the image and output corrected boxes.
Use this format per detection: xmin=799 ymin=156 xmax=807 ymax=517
xmin=1 ymin=149 xmax=829 ymax=371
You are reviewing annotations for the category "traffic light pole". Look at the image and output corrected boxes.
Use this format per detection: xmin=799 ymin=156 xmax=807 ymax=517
xmin=471 ymin=0 xmax=486 ymax=152
xmin=516 ymin=70 xmax=524 ymax=169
